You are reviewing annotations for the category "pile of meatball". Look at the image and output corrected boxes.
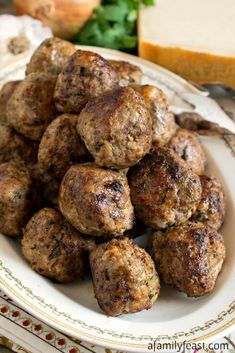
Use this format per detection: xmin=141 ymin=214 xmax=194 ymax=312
xmin=0 ymin=37 xmax=226 ymax=317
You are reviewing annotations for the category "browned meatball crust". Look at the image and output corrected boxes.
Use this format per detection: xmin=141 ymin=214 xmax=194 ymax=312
xmin=128 ymin=147 xmax=202 ymax=229
xmin=0 ymin=123 xmax=38 ymax=164
xmin=77 ymin=86 xmax=152 ymax=169
xmin=109 ymin=60 xmax=142 ymax=86
xmin=90 ymin=237 xmax=160 ymax=316
xmin=132 ymin=85 xmax=176 ymax=147
xmin=38 ymin=114 xmax=90 ymax=179
xmin=26 ymin=37 xmax=76 ymax=76
xmin=191 ymin=175 xmax=225 ymax=230
xmin=0 ymin=81 xmax=21 ymax=122
xmin=22 ymin=208 xmax=95 ymax=283
xmin=7 ymin=73 xmax=57 ymax=141
xmin=59 ymin=164 xmax=134 ymax=237
xmin=0 ymin=162 xmax=40 ymax=236
xmin=150 ymin=223 xmax=226 ymax=297
xmin=54 ymin=50 xmax=119 ymax=113
xmin=168 ymin=129 xmax=206 ymax=175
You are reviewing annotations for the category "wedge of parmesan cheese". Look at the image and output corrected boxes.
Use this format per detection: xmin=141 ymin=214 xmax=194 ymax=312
xmin=138 ymin=0 xmax=235 ymax=88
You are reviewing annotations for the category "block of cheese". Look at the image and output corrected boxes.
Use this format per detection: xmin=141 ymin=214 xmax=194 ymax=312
xmin=138 ymin=0 xmax=235 ymax=88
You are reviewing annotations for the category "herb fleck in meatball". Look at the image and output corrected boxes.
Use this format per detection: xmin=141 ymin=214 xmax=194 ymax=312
xmin=109 ymin=60 xmax=142 ymax=86
xmin=0 ymin=162 xmax=40 ymax=236
xmin=128 ymin=147 xmax=202 ymax=229
xmin=0 ymin=81 xmax=21 ymax=122
xmin=7 ymin=73 xmax=57 ymax=141
xmin=38 ymin=114 xmax=90 ymax=179
xmin=54 ymin=50 xmax=119 ymax=113
xmin=168 ymin=129 xmax=206 ymax=175
xmin=22 ymin=208 xmax=95 ymax=283
xmin=77 ymin=86 xmax=152 ymax=169
xmin=26 ymin=37 xmax=76 ymax=76
xmin=150 ymin=223 xmax=226 ymax=297
xmin=0 ymin=122 xmax=38 ymax=165
xmin=90 ymin=237 xmax=160 ymax=316
xmin=191 ymin=175 xmax=225 ymax=230
xmin=59 ymin=164 xmax=134 ymax=237
xmin=132 ymin=85 xmax=175 ymax=147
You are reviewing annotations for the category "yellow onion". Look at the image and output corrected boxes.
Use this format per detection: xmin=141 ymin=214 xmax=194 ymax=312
xmin=14 ymin=0 xmax=100 ymax=39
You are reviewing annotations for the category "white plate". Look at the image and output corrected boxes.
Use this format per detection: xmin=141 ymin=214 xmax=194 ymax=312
xmin=0 ymin=47 xmax=235 ymax=353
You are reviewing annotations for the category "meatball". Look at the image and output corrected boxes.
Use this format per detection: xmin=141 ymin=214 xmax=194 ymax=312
xmin=26 ymin=37 xmax=76 ymax=76
xmin=22 ymin=208 xmax=95 ymax=283
xmin=38 ymin=114 xmax=90 ymax=179
xmin=0 ymin=162 xmax=40 ymax=236
xmin=54 ymin=50 xmax=119 ymax=113
xmin=7 ymin=73 xmax=57 ymax=141
xmin=0 ymin=122 xmax=38 ymax=164
xmin=77 ymin=86 xmax=152 ymax=169
xmin=90 ymin=237 xmax=160 ymax=316
xmin=168 ymin=129 xmax=206 ymax=175
xmin=109 ymin=60 xmax=142 ymax=86
xmin=175 ymin=112 xmax=203 ymax=131
xmin=128 ymin=147 xmax=202 ymax=229
xmin=59 ymin=164 xmax=134 ymax=237
xmin=132 ymin=85 xmax=175 ymax=147
xmin=0 ymin=81 xmax=21 ymax=122
xmin=191 ymin=175 xmax=225 ymax=230
xmin=150 ymin=223 xmax=226 ymax=297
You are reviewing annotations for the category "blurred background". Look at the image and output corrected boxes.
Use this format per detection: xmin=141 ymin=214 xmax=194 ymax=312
xmin=0 ymin=0 xmax=14 ymax=14
xmin=0 ymin=0 xmax=150 ymax=53
xmin=0 ymin=0 xmax=235 ymax=91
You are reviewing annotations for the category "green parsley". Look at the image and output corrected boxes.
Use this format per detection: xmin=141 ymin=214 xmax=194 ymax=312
xmin=74 ymin=0 xmax=154 ymax=52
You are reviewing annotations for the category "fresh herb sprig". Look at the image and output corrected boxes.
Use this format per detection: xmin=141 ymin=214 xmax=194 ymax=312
xmin=75 ymin=0 xmax=154 ymax=52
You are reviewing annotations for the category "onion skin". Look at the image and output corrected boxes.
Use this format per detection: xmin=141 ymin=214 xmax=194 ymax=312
xmin=14 ymin=0 xmax=100 ymax=39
